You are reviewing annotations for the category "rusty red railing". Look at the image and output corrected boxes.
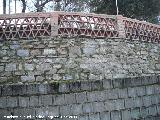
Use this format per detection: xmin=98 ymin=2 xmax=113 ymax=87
xmin=123 ymin=17 xmax=160 ymax=42
xmin=0 ymin=12 xmax=160 ymax=42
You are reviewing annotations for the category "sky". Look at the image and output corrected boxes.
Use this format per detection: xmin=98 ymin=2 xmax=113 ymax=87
xmin=0 ymin=0 xmax=22 ymax=14
xmin=0 ymin=0 xmax=54 ymax=14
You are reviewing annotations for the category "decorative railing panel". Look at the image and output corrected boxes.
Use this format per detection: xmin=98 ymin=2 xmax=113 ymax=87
xmin=58 ymin=13 xmax=118 ymax=38
xmin=0 ymin=13 xmax=51 ymax=39
xmin=123 ymin=17 xmax=160 ymax=42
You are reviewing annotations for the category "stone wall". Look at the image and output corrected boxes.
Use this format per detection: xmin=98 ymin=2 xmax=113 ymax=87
xmin=0 ymin=75 xmax=160 ymax=120
xmin=1 ymin=38 xmax=160 ymax=84
xmin=0 ymin=37 xmax=160 ymax=120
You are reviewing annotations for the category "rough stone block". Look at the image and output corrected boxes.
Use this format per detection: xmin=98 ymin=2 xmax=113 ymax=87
xmin=14 ymin=108 xmax=36 ymax=119
xmin=122 ymin=109 xmax=131 ymax=120
xmin=0 ymin=109 xmax=12 ymax=120
xmin=0 ymin=97 xmax=6 ymax=108
xmin=154 ymin=85 xmax=160 ymax=94
xmin=87 ymin=91 xmax=98 ymax=102
xmin=118 ymin=88 xmax=128 ymax=98
xmin=141 ymin=76 xmax=149 ymax=85
xmin=100 ymin=111 xmax=110 ymax=120
xmin=106 ymin=89 xmax=118 ymax=99
xmin=12 ymin=84 xmax=27 ymax=95
xmin=148 ymin=105 xmax=157 ymax=116
xmin=35 ymin=107 xmax=48 ymax=118
xmin=0 ymin=66 xmax=4 ymax=72
xmin=82 ymin=103 xmax=93 ymax=113
xmin=91 ymin=80 xmax=103 ymax=91
xmin=133 ymin=97 xmax=143 ymax=108
xmin=53 ymin=94 xmax=65 ymax=105
xmin=48 ymin=106 xmax=59 ymax=117
xmin=10 ymin=44 xmax=20 ymax=49
xmin=47 ymin=83 xmax=59 ymax=94
xmin=157 ymin=104 xmax=160 ymax=115
xmin=89 ymin=113 xmax=100 ymax=120
xmin=103 ymin=79 xmax=113 ymax=89
xmin=132 ymin=77 xmax=142 ymax=86
xmin=81 ymin=81 xmax=91 ymax=91
xmin=146 ymin=85 xmax=155 ymax=95
xmin=46 ymin=69 xmax=57 ymax=75
xmin=26 ymin=84 xmax=38 ymax=95
xmin=135 ymin=86 xmax=146 ymax=96
xmin=6 ymin=97 xmax=18 ymax=108
xmin=59 ymin=82 xmax=70 ymax=93
xmin=63 ymin=74 xmax=73 ymax=80
xmin=29 ymin=96 xmax=39 ymax=107
xmin=5 ymin=63 xmax=16 ymax=71
xmin=69 ymin=81 xmax=81 ymax=92
xmin=1 ymin=85 xmax=12 ymax=96
xmin=131 ymin=108 xmax=140 ymax=119
xmin=111 ymin=111 xmax=121 ymax=120
xmin=7 ymin=50 xmax=16 ymax=56
xmin=43 ymin=49 xmax=56 ymax=55
xmin=104 ymin=100 xmax=115 ymax=111
xmin=69 ymin=46 xmax=81 ymax=57
xmin=121 ymin=77 xmax=131 ymax=87
xmin=148 ymin=76 xmax=158 ymax=84
xmin=113 ymin=78 xmax=124 ymax=88
xmin=70 ymin=104 xmax=82 ymax=115
xmin=114 ymin=99 xmax=125 ymax=110
xmin=39 ymin=95 xmax=52 ymax=106
xmin=36 ymin=63 xmax=52 ymax=71
xmin=128 ymin=87 xmax=137 ymax=98
xmin=36 ymin=76 xmax=45 ymax=81
xmin=17 ymin=49 xmax=29 ymax=57
xmin=76 ymin=92 xmax=87 ymax=103
xmin=24 ymin=64 xmax=34 ymax=71
xmin=140 ymin=107 xmax=148 ymax=118
xmin=83 ymin=47 xmax=97 ymax=56
xmin=92 ymin=102 xmax=105 ymax=112
xmin=59 ymin=105 xmax=71 ymax=116
xmin=125 ymin=98 xmax=134 ymax=108
xmin=96 ymin=91 xmax=106 ymax=101
xmin=36 ymin=84 xmax=48 ymax=94
xmin=142 ymin=96 xmax=152 ymax=107
xmin=151 ymin=95 xmax=159 ymax=105
xmin=79 ymin=114 xmax=89 ymax=120
xmin=18 ymin=97 xmax=29 ymax=107
xmin=64 ymin=93 xmax=76 ymax=104
xmin=0 ymin=50 xmax=7 ymax=57
xmin=21 ymin=75 xmax=35 ymax=82
xmin=30 ymin=49 xmax=41 ymax=56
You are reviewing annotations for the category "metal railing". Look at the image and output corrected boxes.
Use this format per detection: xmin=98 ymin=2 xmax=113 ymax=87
xmin=0 ymin=12 xmax=159 ymax=42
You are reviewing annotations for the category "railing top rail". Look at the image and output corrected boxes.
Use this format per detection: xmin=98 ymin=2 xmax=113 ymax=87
xmin=0 ymin=12 xmax=51 ymax=18
xmin=0 ymin=12 xmax=118 ymax=19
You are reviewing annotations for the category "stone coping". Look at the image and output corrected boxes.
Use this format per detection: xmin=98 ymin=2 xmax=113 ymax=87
xmin=0 ymin=75 xmax=159 ymax=97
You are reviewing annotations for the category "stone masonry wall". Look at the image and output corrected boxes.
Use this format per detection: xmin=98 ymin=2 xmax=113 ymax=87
xmin=0 ymin=75 xmax=160 ymax=120
xmin=1 ymin=37 xmax=160 ymax=84
xmin=0 ymin=37 xmax=160 ymax=120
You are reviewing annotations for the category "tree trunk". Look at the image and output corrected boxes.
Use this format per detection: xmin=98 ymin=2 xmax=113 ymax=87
xmin=15 ymin=0 xmax=17 ymax=13
xmin=3 ymin=0 xmax=6 ymax=14
xmin=9 ymin=0 xmax=11 ymax=14
xmin=21 ymin=0 xmax=26 ymax=13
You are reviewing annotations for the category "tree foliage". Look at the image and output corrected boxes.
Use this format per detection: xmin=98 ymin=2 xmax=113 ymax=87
xmin=90 ymin=0 xmax=160 ymax=24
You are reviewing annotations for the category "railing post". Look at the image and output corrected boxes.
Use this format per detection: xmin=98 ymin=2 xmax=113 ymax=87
xmin=50 ymin=12 xmax=59 ymax=37
xmin=116 ymin=15 xmax=126 ymax=38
